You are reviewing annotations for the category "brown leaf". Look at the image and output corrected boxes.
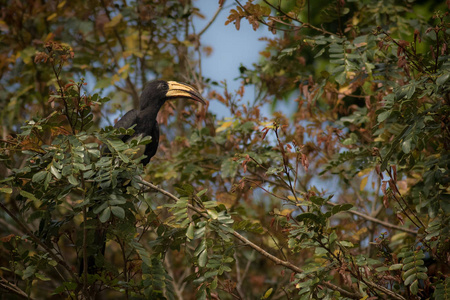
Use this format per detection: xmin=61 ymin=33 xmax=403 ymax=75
xmin=301 ymin=153 xmax=309 ymax=172
xmin=1 ymin=234 xmax=15 ymax=242
xmin=235 ymin=17 xmax=241 ymax=30
xmin=381 ymin=180 xmax=387 ymax=194
xmin=383 ymin=194 xmax=389 ymax=208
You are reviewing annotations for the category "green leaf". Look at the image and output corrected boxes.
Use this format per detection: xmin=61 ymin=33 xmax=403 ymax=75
xmin=204 ymin=270 xmax=218 ymax=278
xmin=220 ymin=159 xmax=239 ymax=178
xmin=331 ymin=203 xmax=353 ymax=215
xmin=310 ymin=196 xmax=326 ymax=205
xmin=207 ymin=209 xmax=218 ymax=220
xmin=194 ymin=241 xmax=206 ymax=256
xmin=404 ymin=273 xmax=416 ymax=286
xmin=0 ymin=187 xmax=12 ymax=194
xmin=68 ymin=175 xmax=79 ymax=185
xmin=93 ymin=202 xmax=108 ymax=214
xmin=203 ymin=201 xmax=218 ymax=209
xmin=48 ymin=260 xmax=58 ymax=267
xmin=417 ymin=272 xmax=428 ymax=280
xmin=186 ymin=222 xmax=195 ymax=239
xmin=131 ymin=241 xmax=151 ymax=267
xmin=50 ymin=165 xmax=61 ymax=179
xmin=23 ymin=265 xmax=36 ymax=279
xmin=340 ymin=203 xmax=353 ymax=211
xmin=196 ymin=189 xmax=207 ymax=197
xmin=314 ymin=47 xmax=326 ymax=58
xmin=402 ymin=139 xmax=412 ymax=154
xmin=35 ymin=273 xmax=51 ymax=281
xmin=339 ymin=241 xmax=354 ymax=247
xmin=262 ymin=288 xmax=273 ymax=299
xmin=210 ymin=277 xmax=218 ymax=290
xmin=19 ymin=190 xmax=39 ymax=202
xmin=389 ymin=264 xmax=403 ymax=271
xmin=410 ymin=279 xmax=419 ymax=295
xmin=331 ymin=205 xmax=342 ymax=215
xmin=111 ymin=206 xmax=125 ymax=219
xmin=436 ymin=73 xmax=449 ymax=85
xmin=335 ymin=71 xmax=346 ymax=85
xmin=295 ymin=213 xmax=321 ymax=224
xmin=32 ymin=171 xmax=48 ymax=183
xmin=99 ymin=207 xmax=111 ymax=223
xmin=403 ymin=260 xmax=424 ymax=270
xmin=198 ymin=249 xmax=207 ymax=267
xmin=266 ymin=167 xmax=283 ymax=175
xmin=377 ymin=110 xmax=391 ymax=123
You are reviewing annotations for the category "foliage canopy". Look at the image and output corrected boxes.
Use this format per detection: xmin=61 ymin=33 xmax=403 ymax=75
xmin=0 ymin=0 xmax=449 ymax=299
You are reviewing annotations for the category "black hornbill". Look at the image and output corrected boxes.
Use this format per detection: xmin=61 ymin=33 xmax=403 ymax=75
xmin=83 ymin=80 xmax=206 ymax=276
xmin=113 ymin=80 xmax=206 ymax=164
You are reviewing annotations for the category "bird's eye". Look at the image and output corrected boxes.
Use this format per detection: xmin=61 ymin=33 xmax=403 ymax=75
xmin=159 ymin=82 xmax=168 ymax=90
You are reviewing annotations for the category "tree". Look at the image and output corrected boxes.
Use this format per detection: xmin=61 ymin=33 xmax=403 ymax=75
xmin=0 ymin=0 xmax=449 ymax=299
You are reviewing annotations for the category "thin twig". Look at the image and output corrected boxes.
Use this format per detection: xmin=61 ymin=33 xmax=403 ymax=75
xmin=246 ymin=172 xmax=418 ymax=235
xmin=330 ymin=202 xmax=417 ymax=235
xmin=236 ymin=249 xmax=254 ymax=295
xmin=243 ymin=178 xmax=289 ymax=202
xmin=261 ymin=0 xmax=335 ymax=35
xmin=198 ymin=3 xmax=223 ymax=37
xmin=0 ymin=277 xmax=32 ymax=299
xmin=164 ymin=253 xmax=185 ymax=300
xmin=140 ymin=180 xmax=363 ymax=299
xmin=0 ymin=202 xmax=77 ymax=284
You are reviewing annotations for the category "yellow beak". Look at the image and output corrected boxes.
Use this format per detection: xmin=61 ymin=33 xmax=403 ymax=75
xmin=165 ymin=81 xmax=206 ymax=104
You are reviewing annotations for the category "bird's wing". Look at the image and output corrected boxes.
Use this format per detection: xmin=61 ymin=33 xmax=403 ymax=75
xmin=114 ymin=109 xmax=139 ymax=141
xmin=114 ymin=109 xmax=139 ymax=130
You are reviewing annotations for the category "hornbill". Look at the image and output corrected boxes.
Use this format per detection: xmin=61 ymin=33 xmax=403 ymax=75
xmin=82 ymin=80 xmax=206 ymax=276
xmin=113 ymin=80 xmax=206 ymax=164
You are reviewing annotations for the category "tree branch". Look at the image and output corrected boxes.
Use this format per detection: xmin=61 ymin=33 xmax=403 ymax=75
xmin=245 ymin=173 xmax=418 ymax=235
xmin=0 ymin=202 xmax=78 ymax=285
xmin=327 ymin=201 xmax=418 ymax=235
xmin=198 ymin=2 xmax=224 ymax=37
xmin=140 ymin=180 xmax=363 ymax=299
xmin=0 ymin=277 xmax=32 ymax=299
xmin=141 ymin=180 xmax=408 ymax=299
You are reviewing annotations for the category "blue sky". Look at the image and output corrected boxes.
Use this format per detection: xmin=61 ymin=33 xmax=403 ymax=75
xmin=193 ymin=1 xmax=270 ymax=117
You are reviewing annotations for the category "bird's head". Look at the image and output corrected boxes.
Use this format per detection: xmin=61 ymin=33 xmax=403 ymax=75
xmin=140 ymin=80 xmax=206 ymax=111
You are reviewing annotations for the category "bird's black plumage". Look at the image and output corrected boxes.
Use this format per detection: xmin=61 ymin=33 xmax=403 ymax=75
xmin=114 ymin=80 xmax=206 ymax=164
